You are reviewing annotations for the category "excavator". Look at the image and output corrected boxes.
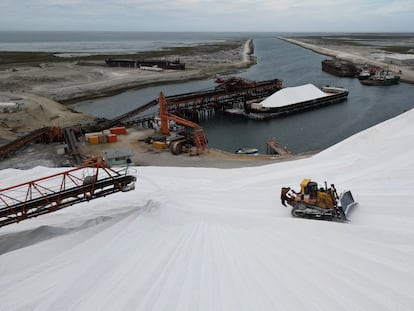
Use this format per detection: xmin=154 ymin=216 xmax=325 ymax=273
xmin=281 ymin=179 xmax=357 ymax=222
xmin=158 ymin=92 xmax=208 ymax=155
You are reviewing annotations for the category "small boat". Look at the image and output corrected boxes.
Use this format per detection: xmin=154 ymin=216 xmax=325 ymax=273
xmin=360 ymin=70 xmax=400 ymax=86
xmin=235 ymin=146 xmax=259 ymax=155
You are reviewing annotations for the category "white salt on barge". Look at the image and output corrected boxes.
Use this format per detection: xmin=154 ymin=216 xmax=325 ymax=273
xmin=226 ymin=84 xmax=348 ymax=120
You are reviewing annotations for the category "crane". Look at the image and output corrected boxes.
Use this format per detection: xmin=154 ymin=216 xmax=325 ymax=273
xmin=158 ymin=92 xmax=208 ymax=155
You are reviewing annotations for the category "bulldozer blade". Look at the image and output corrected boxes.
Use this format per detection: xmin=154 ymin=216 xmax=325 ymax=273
xmin=339 ymin=191 xmax=358 ymax=220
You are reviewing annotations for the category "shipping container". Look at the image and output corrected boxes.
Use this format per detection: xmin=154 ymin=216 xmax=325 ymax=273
xmin=88 ymin=135 xmax=100 ymax=144
xmin=107 ymin=134 xmax=118 ymax=143
xmin=110 ymin=127 xmax=127 ymax=135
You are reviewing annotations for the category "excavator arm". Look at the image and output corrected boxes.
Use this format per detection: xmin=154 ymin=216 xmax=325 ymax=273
xmin=159 ymin=92 xmax=208 ymax=150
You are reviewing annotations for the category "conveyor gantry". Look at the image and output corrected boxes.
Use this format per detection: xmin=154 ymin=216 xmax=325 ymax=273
xmin=91 ymin=78 xmax=283 ymax=130
xmin=0 ymin=162 xmax=137 ymax=227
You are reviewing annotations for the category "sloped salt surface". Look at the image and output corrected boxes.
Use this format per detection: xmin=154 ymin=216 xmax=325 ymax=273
xmin=1 ymin=110 xmax=414 ymax=310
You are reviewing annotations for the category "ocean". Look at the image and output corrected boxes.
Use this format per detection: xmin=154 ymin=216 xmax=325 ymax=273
xmin=2 ymin=31 xmax=414 ymax=154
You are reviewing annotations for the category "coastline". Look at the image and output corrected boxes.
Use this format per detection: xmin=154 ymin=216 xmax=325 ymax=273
xmin=3 ymin=35 xmax=412 ymax=168
xmin=278 ymin=36 xmax=414 ymax=84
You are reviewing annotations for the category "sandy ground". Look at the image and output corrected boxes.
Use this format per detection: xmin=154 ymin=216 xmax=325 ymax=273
xmin=0 ymin=126 xmax=309 ymax=169
xmin=78 ymin=127 xmax=310 ymax=169
xmin=279 ymin=37 xmax=414 ymax=83
xmin=0 ymin=92 xmax=95 ymax=142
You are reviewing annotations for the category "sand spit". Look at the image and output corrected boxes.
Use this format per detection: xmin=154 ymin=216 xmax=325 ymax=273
xmin=279 ymin=36 xmax=414 ymax=84
xmin=0 ymin=39 xmax=255 ymax=105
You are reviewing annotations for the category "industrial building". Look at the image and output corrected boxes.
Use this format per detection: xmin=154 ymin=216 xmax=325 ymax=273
xmin=104 ymin=148 xmax=133 ymax=167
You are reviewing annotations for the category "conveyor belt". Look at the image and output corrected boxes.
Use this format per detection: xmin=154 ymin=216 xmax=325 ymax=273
xmin=0 ymin=165 xmax=136 ymax=227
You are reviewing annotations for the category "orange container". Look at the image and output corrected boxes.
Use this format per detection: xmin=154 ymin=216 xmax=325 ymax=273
xmin=88 ymin=135 xmax=99 ymax=144
xmin=107 ymin=134 xmax=118 ymax=143
xmin=110 ymin=126 xmax=127 ymax=135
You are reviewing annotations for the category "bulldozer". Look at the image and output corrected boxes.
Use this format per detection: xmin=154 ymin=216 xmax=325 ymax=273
xmin=281 ymin=179 xmax=357 ymax=221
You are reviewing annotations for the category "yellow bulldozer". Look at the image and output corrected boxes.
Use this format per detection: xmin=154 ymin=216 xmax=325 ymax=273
xmin=281 ymin=179 xmax=357 ymax=221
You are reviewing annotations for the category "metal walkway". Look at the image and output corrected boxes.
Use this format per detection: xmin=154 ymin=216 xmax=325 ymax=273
xmin=92 ymin=78 xmax=283 ymax=130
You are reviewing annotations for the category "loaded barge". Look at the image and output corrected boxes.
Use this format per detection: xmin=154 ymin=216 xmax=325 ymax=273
xmin=225 ymin=84 xmax=349 ymax=120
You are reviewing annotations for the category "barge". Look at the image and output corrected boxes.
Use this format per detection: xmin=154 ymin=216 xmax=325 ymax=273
xmin=225 ymin=84 xmax=349 ymax=120
xmin=322 ymin=59 xmax=359 ymax=77
xmin=105 ymin=58 xmax=185 ymax=70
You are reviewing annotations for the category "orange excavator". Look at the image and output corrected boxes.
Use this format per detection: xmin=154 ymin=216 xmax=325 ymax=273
xmin=158 ymin=92 xmax=208 ymax=155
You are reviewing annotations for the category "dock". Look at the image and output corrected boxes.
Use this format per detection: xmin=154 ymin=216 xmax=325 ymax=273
xmin=266 ymin=139 xmax=290 ymax=156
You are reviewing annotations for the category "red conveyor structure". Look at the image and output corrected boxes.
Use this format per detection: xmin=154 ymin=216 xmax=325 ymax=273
xmin=0 ymin=161 xmax=136 ymax=227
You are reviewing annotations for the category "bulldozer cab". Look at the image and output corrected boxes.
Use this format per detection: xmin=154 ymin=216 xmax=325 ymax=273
xmin=300 ymin=179 xmax=333 ymax=209
xmin=300 ymin=179 xmax=318 ymax=197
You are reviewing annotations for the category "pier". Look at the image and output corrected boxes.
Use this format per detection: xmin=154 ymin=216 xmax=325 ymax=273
xmin=266 ymin=139 xmax=290 ymax=155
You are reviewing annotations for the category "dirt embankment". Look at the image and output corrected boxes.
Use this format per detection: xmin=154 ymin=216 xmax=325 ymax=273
xmin=0 ymin=93 xmax=95 ymax=142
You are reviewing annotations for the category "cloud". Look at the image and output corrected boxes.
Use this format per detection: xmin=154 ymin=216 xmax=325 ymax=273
xmin=373 ymin=0 xmax=414 ymax=14
xmin=0 ymin=0 xmax=413 ymax=31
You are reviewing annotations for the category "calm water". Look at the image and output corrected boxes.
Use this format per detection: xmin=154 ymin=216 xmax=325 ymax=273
xmin=5 ymin=31 xmax=411 ymax=154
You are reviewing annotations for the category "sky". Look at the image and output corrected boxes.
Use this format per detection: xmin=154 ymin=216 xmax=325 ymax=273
xmin=1 ymin=106 xmax=414 ymax=310
xmin=1 ymin=0 xmax=413 ymax=32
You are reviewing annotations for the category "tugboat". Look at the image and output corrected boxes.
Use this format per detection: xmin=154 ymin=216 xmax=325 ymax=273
xmin=235 ymin=146 xmax=259 ymax=155
xmin=360 ymin=70 xmax=400 ymax=86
